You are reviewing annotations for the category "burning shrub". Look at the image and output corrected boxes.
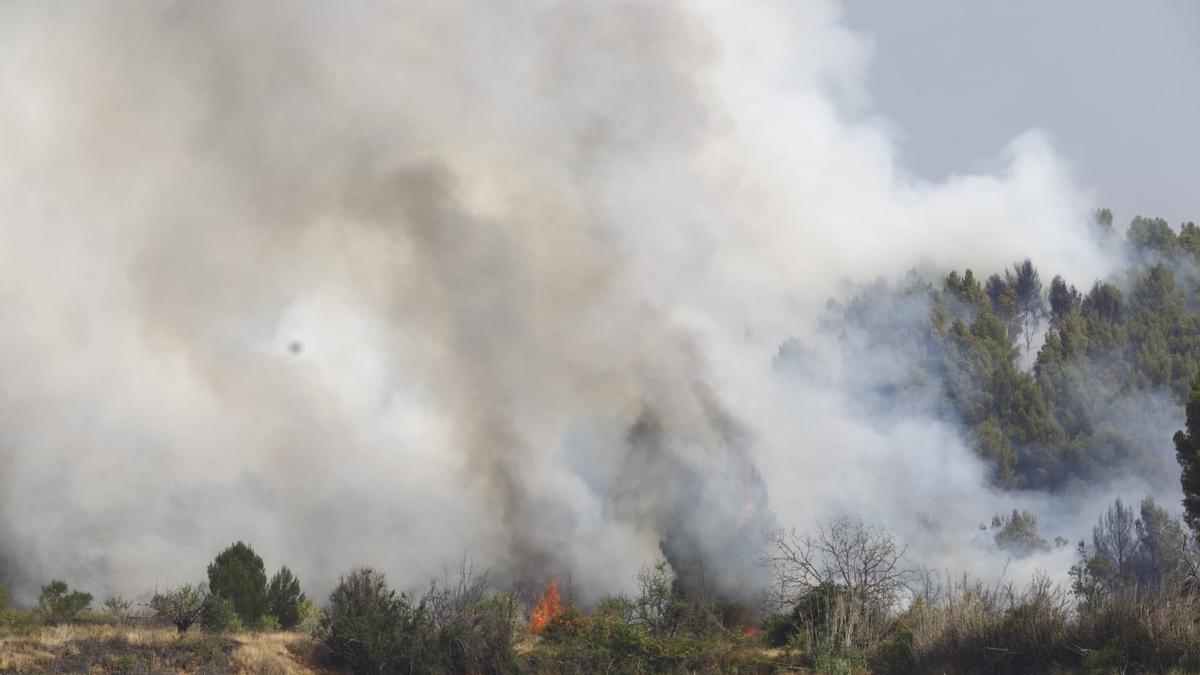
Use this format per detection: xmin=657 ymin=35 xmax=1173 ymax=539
xmin=536 ymin=603 xmax=584 ymax=643
xmin=529 ymin=578 xmax=563 ymax=633
xmin=525 ymin=601 xmax=774 ymax=673
xmin=528 ymin=602 xmax=657 ymax=670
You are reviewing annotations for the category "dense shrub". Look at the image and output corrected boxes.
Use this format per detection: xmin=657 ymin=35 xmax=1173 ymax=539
xmin=36 ymin=579 xmax=92 ymax=625
xmin=267 ymin=566 xmax=305 ymax=629
xmin=529 ymin=602 xmax=775 ymax=674
xmin=523 ymin=561 xmax=779 ymax=673
xmin=257 ymin=613 xmax=280 ymax=630
xmin=207 ymin=541 xmax=268 ymax=626
xmin=319 ymin=565 xmax=518 ymax=674
xmin=319 ymin=567 xmax=429 ymax=672
xmin=201 ymin=595 xmax=244 ymax=632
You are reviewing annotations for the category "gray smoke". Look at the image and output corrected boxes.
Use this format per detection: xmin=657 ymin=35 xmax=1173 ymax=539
xmin=0 ymin=0 xmax=1133 ymax=602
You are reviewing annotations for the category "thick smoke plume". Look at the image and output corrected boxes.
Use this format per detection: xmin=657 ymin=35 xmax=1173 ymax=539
xmin=0 ymin=0 xmax=1133 ymax=601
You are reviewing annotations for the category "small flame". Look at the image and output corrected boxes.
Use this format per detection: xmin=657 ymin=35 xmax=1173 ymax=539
xmin=529 ymin=578 xmax=563 ymax=633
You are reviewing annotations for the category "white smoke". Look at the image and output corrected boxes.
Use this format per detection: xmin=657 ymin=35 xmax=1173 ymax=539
xmin=0 ymin=0 xmax=1136 ymax=603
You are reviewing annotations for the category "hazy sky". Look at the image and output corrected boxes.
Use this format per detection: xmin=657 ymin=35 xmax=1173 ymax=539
xmin=845 ymin=0 xmax=1200 ymax=229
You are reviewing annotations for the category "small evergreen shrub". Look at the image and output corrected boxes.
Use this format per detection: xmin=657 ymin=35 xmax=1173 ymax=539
xmin=201 ymin=595 xmax=244 ymax=632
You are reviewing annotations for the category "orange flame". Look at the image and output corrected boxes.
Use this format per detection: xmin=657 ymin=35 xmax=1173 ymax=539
xmin=529 ymin=578 xmax=563 ymax=633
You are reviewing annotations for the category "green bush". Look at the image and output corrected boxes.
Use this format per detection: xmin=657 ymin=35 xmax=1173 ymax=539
xmin=36 ymin=580 xmax=92 ymax=625
xmin=201 ymin=595 xmax=244 ymax=632
xmin=296 ymin=597 xmax=320 ymax=633
xmin=320 ymin=566 xmax=518 ymax=674
xmin=267 ymin=566 xmax=305 ymax=629
xmin=207 ymin=541 xmax=268 ymax=626
xmin=257 ymin=613 xmax=280 ymax=630
xmin=319 ymin=567 xmax=430 ymax=672
xmin=527 ymin=600 xmax=781 ymax=673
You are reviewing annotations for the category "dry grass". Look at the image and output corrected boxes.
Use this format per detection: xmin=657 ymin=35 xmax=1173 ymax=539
xmin=231 ymin=630 xmax=331 ymax=675
xmin=0 ymin=621 xmax=334 ymax=674
xmin=895 ymin=577 xmax=1200 ymax=674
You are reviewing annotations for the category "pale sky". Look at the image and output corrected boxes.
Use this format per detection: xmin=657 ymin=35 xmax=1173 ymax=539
xmin=845 ymin=0 xmax=1200 ymax=228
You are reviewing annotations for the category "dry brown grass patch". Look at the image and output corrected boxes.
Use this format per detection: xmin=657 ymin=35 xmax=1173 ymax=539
xmin=0 ymin=622 xmax=245 ymax=673
xmin=232 ymin=631 xmax=328 ymax=675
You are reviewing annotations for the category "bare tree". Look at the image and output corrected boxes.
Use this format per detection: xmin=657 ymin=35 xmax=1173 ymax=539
xmin=768 ymin=517 xmax=912 ymax=608
xmin=1092 ymin=498 xmax=1138 ymax=588
xmin=150 ymin=584 xmax=207 ymax=633
xmin=628 ymin=557 xmax=726 ymax=638
xmin=423 ymin=554 xmax=491 ymax=629
xmin=765 ymin=517 xmax=913 ymax=649
xmin=1005 ymin=259 xmax=1045 ymax=352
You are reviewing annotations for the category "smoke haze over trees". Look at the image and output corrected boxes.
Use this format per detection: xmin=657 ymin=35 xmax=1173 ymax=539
xmin=0 ymin=0 xmax=1195 ymax=617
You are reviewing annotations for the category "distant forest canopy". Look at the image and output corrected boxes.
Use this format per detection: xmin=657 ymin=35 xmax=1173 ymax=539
xmin=800 ymin=209 xmax=1200 ymax=492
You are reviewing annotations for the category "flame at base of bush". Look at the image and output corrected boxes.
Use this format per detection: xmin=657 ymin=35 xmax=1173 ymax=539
xmin=529 ymin=579 xmax=563 ymax=634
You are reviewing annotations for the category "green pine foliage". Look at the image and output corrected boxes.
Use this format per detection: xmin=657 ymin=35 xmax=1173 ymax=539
xmin=207 ymin=541 xmax=268 ymax=626
xmin=200 ymin=595 xmax=243 ymax=632
xmin=1176 ymin=378 xmax=1200 ymax=533
xmin=267 ymin=566 xmax=305 ymax=630
xmin=822 ymin=215 xmax=1200 ymax=491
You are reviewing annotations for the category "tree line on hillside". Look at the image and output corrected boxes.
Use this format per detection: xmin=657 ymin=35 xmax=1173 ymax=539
xmin=805 ymin=210 xmax=1200 ymax=490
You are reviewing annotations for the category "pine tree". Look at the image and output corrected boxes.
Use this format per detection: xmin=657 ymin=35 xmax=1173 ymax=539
xmin=267 ymin=566 xmax=306 ymax=629
xmin=1174 ymin=378 xmax=1200 ymax=533
xmin=207 ymin=541 xmax=268 ymax=626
